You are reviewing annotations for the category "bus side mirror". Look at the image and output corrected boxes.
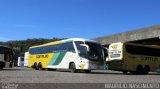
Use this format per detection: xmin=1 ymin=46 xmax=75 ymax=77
xmin=80 ymin=44 xmax=90 ymax=52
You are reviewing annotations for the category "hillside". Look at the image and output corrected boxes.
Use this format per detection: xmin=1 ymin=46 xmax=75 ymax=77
xmin=0 ymin=38 xmax=64 ymax=57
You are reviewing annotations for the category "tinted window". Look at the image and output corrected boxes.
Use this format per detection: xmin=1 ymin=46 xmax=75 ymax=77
xmin=75 ymin=41 xmax=104 ymax=62
xmin=29 ymin=42 xmax=75 ymax=54
xmin=125 ymin=44 xmax=160 ymax=57
xmin=64 ymin=42 xmax=75 ymax=52
xmin=86 ymin=42 xmax=103 ymax=62
xmin=21 ymin=58 xmax=24 ymax=61
xmin=0 ymin=46 xmax=13 ymax=55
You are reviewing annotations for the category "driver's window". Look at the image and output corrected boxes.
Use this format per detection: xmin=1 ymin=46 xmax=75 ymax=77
xmin=74 ymin=41 xmax=87 ymax=58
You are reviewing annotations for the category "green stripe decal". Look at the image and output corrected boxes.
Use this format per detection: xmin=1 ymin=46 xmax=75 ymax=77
xmin=48 ymin=53 xmax=60 ymax=65
xmin=53 ymin=52 xmax=66 ymax=65
xmin=48 ymin=52 xmax=67 ymax=66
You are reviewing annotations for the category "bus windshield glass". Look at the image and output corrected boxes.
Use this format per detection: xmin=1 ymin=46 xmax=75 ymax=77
xmin=75 ymin=41 xmax=103 ymax=62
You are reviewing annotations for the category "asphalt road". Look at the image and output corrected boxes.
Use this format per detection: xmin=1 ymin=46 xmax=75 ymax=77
xmin=0 ymin=67 xmax=160 ymax=89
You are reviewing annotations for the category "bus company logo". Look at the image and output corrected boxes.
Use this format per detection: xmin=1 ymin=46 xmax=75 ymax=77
xmin=36 ymin=54 xmax=48 ymax=58
xmin=111 ymin=45 xmax=118 ymax=49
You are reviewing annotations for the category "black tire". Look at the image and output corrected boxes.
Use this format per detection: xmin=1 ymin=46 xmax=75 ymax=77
xmin=130 ymin=71 xmax=137 ymax=74
xmin=136 ymin=65 xmax=143 ymax=74
xmin=0 ymin=66 xmax=3 ymax=70
xmin=38 ymin=63 xmax=45 ymax=70
xmin=33 ymin=63 xmax=38 ymax=70
xmin=70 ymin=63 xmax=77 ymax=73
xmin=0 ymin=63 xmax=4 ymax=70
xmin=123 ymin=71 xmax=128 ymax=74
xmin=85 ymin=70 xmax=91 ymax=73
xmin=144 ymin=65 xmax=150 ymax=74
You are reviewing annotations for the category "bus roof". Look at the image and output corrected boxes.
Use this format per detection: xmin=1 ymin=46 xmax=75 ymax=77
xmin=65 ymin=38 xmax=98 ymax=42
xmin=125 ymin=42 xmax=160 ymax=49
xmin=0 ymin=45 xmax=12 ymax=49
xmin=110 ymin=42 xmax=160 ymax=49
xmin=30 ymin=38 xmax=99 ymax=48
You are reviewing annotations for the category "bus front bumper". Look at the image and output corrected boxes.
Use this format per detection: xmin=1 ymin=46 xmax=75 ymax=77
xmin=78 ymin=61 xmax=104 ymax=70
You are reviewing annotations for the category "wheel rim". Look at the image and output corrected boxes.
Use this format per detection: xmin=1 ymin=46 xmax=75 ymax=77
xmin=71 ymin=64 xmax=75 ymax=71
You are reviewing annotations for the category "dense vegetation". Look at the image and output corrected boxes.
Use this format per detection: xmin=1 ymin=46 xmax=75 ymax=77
xmin=0 ymin=38 xmax=64 ymax=57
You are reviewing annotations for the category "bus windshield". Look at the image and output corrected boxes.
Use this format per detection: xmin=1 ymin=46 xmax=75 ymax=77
xmin=75 ymin=41 xmax=103 ymax=62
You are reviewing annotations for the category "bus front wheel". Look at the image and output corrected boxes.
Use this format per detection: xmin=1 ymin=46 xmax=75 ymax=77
xmin=70 ymin=63 xmax=77 ymax=73
xmin=85 ymin=70 xmax=91 ymax=73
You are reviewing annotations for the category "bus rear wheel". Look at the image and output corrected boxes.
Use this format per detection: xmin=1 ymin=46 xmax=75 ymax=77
xmin=33 ymin=63 xmax=38 ymax=70
xmin=70 ymin=63 xmax=77 ymax=73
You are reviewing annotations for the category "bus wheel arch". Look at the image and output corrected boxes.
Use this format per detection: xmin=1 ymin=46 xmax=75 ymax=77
xmin=69 ymin=62 xmax=77 ymax=73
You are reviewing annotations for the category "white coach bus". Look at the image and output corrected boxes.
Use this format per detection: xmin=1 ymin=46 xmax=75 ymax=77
xmin=28 ymin=38 xmax=105 ymax=73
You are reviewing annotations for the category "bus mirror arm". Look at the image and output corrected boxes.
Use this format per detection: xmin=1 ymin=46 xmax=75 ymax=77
xmin=80 ymin=44 xmax=90 ymax=52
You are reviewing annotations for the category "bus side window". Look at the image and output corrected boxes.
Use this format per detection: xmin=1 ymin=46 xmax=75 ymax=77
xmin=66 ymin=42 xmax=75 ymax=53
